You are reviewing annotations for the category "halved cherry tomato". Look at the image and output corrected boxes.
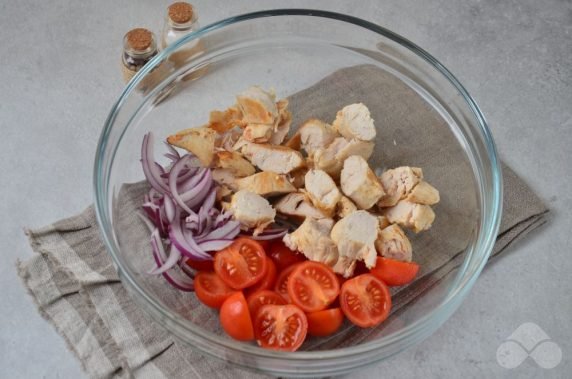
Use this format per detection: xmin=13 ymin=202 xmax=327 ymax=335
xmin=186 ymin=258 xmax=214 ymax=272
xmin=274 ymin=262 xmax=302 ymax=302
xmin=268 ymin=240 xmax=306 ymax=271
xmin=214 ymin=238 xmax=267 ymax=289
xmin=257 ymin=240 xmax=271 ymax=252
xmin=254 ymin=304 xmax=308 ymax=351
xmin=194 ymin=271 xmax=235 ymax=308
xmin=353 ymin=260 xmax=369 ymax=276
xmin=340 ymin=274 xmax=391 ymax=328
xmin=307 ymin=308 xmax=344 ymax=337
xmin=246 ymin=257 xmax=277 ymax=295
xmin=246 ymin=290 xmax=286 ymax=318
xmin=219 ymin=292 xmax=254 ymax=341
xmin=287 ymin=261 xmax=340 ymax=313
xmin=370 ymin=257 xmax=420 ymax=287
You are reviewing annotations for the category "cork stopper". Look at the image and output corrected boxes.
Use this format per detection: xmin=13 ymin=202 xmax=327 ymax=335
xmin=125 ymin=28 xmax=153 ymax=52
xmin=168 ymin=2 xmax=194 ymax=24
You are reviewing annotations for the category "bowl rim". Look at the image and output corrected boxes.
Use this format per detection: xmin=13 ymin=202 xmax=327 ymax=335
xmin=94 ymin=8 xmax=503 ymax=362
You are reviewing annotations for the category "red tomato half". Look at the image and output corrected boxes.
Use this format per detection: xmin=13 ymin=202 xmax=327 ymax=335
xmin=307 ymin=308 xmax=344 ymax=337
xmin=219 ymin=292 xmax=254 ymax=341
xmin=370 ymin=257 xmax=420 ymax=287
xmin=340 ymin=274 xmax=391 ymax=328
xmin=274 ymin=263 xmax=302 ymax=303
xmin=186 ymin=258 xmax=214 ymax=272
xmin=246 ymin=257 xmax=277 ymax=295
xmin=194 ymin=271 xmax=235 ymax=308
xmin=287 ymin=261 xmax=340 ymax=313
xmin=246 ymin=290 xmax=286 ymax=318
xmin=268 ymin=240 xmax=306 ymax=271
xmin=254 ymin=304 xmax=308 ymax=351
xmin=214 ymin=238 xmax=267 ymax=289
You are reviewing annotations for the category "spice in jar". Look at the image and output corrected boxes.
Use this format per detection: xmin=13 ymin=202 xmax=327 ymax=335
xmin=121 ymin=28 xmax=163 ymax=89
xmin=161 ymin=2 xmax=204 ymax=70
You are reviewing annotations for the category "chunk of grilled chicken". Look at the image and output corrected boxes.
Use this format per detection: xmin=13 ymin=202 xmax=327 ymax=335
xmin=212 ymin=168 xmax=238 ymax=191
xmin=229 ymin=190 xmax=276 ymax=235
xmin=288 ymin=167 xmax=308 ymax=189
xmin=298 ymin=119 xmax=338 ymax=156
xmin=331 ymin=210 xmax=379 ymax=277
xmin=336 ymin=196 xmax=357 ymax=219
xmin=214 ymin=151 xmax=255 ymax=177
xmin=236 ymin=86 xmax=277 ymax=125
xmin=383 ymin=200 xmax=435 ymax=233
xmin=240 ymin=142 xmax=305 ymax=174
xmin=332 ymin=103 xmax=376 ymax=142
xmin=274 ymin=192 xmax=328 ymax=220
xmin=340 ymin=155 xmax=385 ymax=210
xmin=377 ymin=166 xmax=423 ymax=207
xmin=304 ymin=169 xmax=341 ymax=215
xmin=313 ymin=137 xmax=374 ymax=178
xmin=208 ymin=106 xmax=246 ymax=133
xmin=243 ymin=124 xmax=275 ymax=143
xmin=375 ymin=224 xmax=413 ymax=262
xmin=235 ymin=171 xmax=296 ymax=197
xmin=406 ymin=180 xmax=440 ymax=205
xmin=283 ymin=218 xmax=338 ymax=266
xmin=167 ymin=127 xmax=217 ymax=167
xmin=269 ymin=99 xmax=292 ymax=145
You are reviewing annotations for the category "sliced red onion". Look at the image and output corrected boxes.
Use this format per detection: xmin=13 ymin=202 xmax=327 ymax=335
xmin=243 ymin=227 xmax=289 ymax=241
xmin=198 ymin=220 xmax=240 ymax=241
xmin=169 ymin=155 xmax=197 ymax=214
xmin=163 ymin=196 xmax=175 ymax=223
xmin=179 ymin=260 xmax=196 ymax=279
xmin=198 ymin=239 xmax=234 ymax=252
xmin=149 ymin=243 xmax=182 ymax=275
xmin=150 ymin=230 xmax=194 ymax=291
xmin=141 ymin=133 xmax=169 ymax=193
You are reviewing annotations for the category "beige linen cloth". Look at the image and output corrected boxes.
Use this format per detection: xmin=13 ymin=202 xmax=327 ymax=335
xmin=17 ymin=65 xmax=547 ymax=379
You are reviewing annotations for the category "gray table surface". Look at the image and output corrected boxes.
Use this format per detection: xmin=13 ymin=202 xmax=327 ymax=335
xmin=1 ymin=0 xmax=571 ymax=378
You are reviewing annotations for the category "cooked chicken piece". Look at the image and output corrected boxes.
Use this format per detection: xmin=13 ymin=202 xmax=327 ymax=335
xmin=298 ymin=119 xmax=338 ymax=156
xmin=383 ymin=200 xmax=435 ymax=233
xmin=212 ymin=168 xmax=238 ymax=191
xmin=269 ymin=99 xmax=292 ymax=145
xmin=377 ymin=215 xmax=390 ymax=229
xmin=340 ymin=155 xmax=385 ymax=210
xmin=240 ymin=142 xmax=304 ymax=174
xmin=336 ymin=196 xmax=357 ymax=218
xmin=283 ymin=218 xmax=338 ymax=266
xmin=243 ymin=123 xmax=274 ymax=143
xmin=375 ymin=224 xmax=412 ymax=262
xmin=167 ymin=127 xmax=217 ymax=166
xmin=332 ymin=103 xmax=376 ymax=142
xmin=235 ymin=171 xmax=296 ymax=197
xmin=313 ymin=137 xmax=374 ymax=178
xmin=304 ymin=169 xmax=341 ymax=215
xmin=214 ymin=151 xmax=255 ymax=177
xmin=288 ymin=167 xmax=308 ymax=189
xmin=216 ymin=185 xmax=233 ymax=202
xmin=236 ymin=86 xmax=277 ymax=125
xmin=406 ymin=180 xmax=440 ymax=205
xmin=215 ymin=127 xmax=244 ymax=152
xmin=377 ymin=166 xmax=423 ymax=207
xmin=208 ymin=106 xmax=245 ymax=133
xmin=331 ymin=211 xmax=379 ymax=277
xmin=284 ymin=133 xmax=301 ymax=150
xmin=229 ymin=190 xmax=276 ymax=235
xmin=274 ymin=192 xmax=328 ymax=220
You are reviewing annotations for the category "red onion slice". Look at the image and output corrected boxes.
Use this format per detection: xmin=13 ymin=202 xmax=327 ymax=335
xmin=198 ymin=239 xmax=234 ymax=252
xmin=141 ymin=133 xmax=169 ymax=193
xmin=149 ymin=243 xmax=182 ymax=275
xmin=150 ymin=230 xmax=194 ymax=291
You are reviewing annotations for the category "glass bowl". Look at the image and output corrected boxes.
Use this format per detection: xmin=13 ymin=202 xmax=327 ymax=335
xmin=94 ymin=9 xmax=502 ymax=377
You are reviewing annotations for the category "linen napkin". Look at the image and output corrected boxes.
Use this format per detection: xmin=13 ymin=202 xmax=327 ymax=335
xmin=17 ymin=65 xmax=547 ymax=379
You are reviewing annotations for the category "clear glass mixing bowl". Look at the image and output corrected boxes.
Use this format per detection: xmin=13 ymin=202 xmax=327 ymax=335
xmin=94 ymin=9 xmax=502 ymax=377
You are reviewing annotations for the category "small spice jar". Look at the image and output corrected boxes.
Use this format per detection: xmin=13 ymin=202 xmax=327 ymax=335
xmin=121 ymin=28 xmax=163 ymax=88
xmin=161 ymin=2 xmax=203 ymax=68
